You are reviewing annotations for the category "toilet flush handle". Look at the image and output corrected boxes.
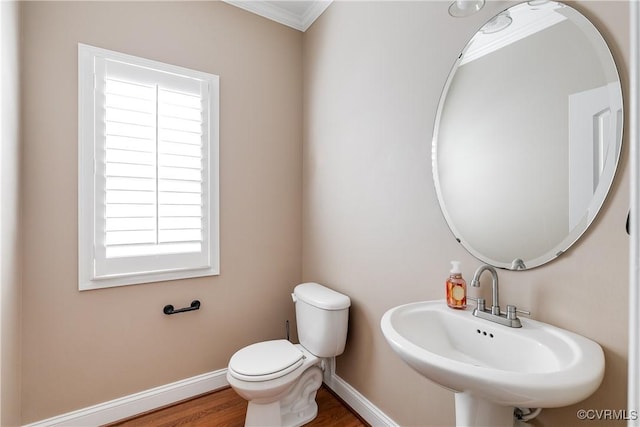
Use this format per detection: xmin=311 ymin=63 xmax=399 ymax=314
xmin=291 ymin=293 xmax=297 ymax=302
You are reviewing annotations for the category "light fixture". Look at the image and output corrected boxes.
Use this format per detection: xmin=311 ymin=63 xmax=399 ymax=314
xmin=481 ymin=11 xmax=513 ymax=34
xmin=448 ymin=0 xmax=485 ymax=17
xmin=527 ymin=0 xmax=550 ymax=6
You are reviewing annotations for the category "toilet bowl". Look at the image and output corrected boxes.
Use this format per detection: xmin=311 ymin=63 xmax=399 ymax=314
xmin=227 ymin=341 xmax=323 ymax=426
xmin=227 ymin=283 xmax=350 ymax=427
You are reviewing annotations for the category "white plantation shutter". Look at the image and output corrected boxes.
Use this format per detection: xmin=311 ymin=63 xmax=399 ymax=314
xmin=79 ymin=44 xmax=219 ymax=290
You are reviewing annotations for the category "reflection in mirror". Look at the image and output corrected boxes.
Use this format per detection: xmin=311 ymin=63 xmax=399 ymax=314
xmin=433 ymin=1 xmax=622 ymax=270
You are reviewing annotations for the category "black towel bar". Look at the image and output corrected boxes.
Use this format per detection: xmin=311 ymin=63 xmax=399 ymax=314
xmin=163 ymin=300 xmax=201 ymax=315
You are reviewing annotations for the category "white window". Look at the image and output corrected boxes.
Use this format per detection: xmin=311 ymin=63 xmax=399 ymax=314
xmin=78 ymin=44 xmax=219 ymax=290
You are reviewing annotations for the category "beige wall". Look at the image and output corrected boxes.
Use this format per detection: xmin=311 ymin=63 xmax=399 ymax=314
xmin=303 ymin=1 xmax=630 ymax=426
xmin=1 ymin=1 xmax=22 ymax=425
xmin=20 ymin=1 xmax=302 ymax=422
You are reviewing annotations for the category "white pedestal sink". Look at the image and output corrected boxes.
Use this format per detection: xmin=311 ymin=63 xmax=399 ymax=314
xmin=380 ymin=300 xmax=605 ymax=427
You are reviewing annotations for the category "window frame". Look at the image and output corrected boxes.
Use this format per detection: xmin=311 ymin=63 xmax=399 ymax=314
xmin=78 ymin=44 xmax=220 ymax=291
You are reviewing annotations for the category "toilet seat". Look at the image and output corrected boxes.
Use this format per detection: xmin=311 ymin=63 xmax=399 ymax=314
xmin=228 ymin=339 xmax=304 ymax=382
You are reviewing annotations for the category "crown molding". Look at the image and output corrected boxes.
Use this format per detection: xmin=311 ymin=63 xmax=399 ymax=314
xmin=223 ymin=1 xmax=332 ymax=32
xmin=461 ymin=1 xmax=565 ymax=65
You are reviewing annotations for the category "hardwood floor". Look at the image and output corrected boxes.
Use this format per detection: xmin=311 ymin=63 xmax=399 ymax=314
xmin=107 ymin=385 xmax=369 ymax=427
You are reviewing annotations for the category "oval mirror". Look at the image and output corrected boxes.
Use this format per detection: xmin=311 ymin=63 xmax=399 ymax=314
xmin=433 ymin=1 xmax=623 ymax=270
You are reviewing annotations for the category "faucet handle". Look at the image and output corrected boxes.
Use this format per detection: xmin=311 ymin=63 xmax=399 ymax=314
xmin=505 ymin=305 xmax=530 ymax=320
xmin=467 ymin=296 xmax=486 ymax=311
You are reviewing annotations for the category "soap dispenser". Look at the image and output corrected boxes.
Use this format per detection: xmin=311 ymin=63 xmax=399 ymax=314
xmin=446 ymin=261 xmax=467 ymax=309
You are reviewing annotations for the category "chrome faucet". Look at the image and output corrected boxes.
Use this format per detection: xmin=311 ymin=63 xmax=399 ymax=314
xmin=469 ymin=264 xmax=530 ymax=328
xmin=471 ymin=264 xmax=500 ymax=315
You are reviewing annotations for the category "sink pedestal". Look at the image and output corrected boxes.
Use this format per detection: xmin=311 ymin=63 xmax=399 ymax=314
xmin=455 ymin=393 xmax=514 ymax=427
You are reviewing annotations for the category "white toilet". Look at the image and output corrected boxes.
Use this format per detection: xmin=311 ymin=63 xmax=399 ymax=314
xmin=226 ymin=282 xmax=351 ymax=427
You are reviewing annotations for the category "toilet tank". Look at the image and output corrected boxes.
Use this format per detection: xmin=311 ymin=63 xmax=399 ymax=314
xmin=292 ymin=282 xmax=351 ymax=357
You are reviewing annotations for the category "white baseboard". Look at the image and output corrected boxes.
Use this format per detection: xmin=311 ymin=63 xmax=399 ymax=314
xmin=323 ymin=358 xmax=398 ymax=426
xmin=24 ymin=362 xmax=396 ymax=427
xmin=23 ymin=369 xmax=229 ymax=427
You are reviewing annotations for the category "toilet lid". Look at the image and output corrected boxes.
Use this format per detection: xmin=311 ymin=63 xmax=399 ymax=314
xmin=229 ymin=339 xmax=304 ymax=382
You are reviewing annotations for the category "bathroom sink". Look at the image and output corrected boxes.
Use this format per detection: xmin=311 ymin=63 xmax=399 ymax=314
xmin=380 ymin=300 xmax=604 ymax=426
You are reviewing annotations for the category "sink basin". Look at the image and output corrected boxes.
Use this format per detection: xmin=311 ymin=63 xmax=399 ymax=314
xmin=380 ymin=300 xmax=604 ymax=426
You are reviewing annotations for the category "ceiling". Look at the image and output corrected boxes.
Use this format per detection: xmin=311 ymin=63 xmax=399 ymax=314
xmin=222 ymin=1 xmax=333 ymax=32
